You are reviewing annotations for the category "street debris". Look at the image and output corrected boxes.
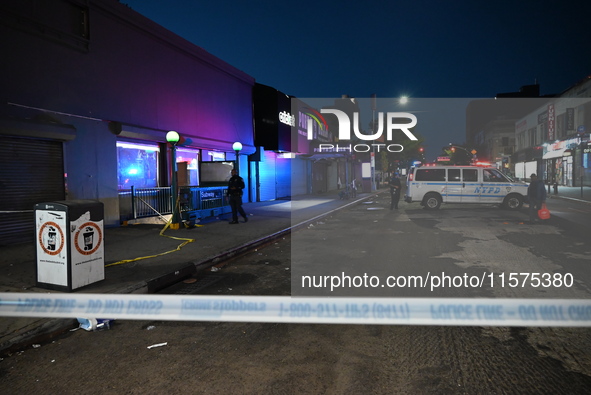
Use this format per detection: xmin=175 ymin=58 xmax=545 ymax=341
xmin=76 ymin=318 xmax=114 ymax=331
xmin=147 ymin=342 xmax=167 ymax=349
xmin=146 ymin=325 xmax=156 ymax=331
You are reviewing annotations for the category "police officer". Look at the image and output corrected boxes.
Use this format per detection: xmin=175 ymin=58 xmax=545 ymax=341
xmin=389 ymin=173 xmax=401 ymax=210
xmin=227 ymin=169 xmax=248 ymax=224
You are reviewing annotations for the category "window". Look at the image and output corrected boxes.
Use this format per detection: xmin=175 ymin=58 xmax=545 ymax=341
xmin=448 ymin=169 xmax=461 ymax=181
xmin=117 ymin=142 xmax=159 ymax=190
xmin=415 ymin=169 xmax=445 ymax=181
xmin=462 ymin=169 xmax=478 ymax=182
xmin=483 ymin=169 xmax=506 ymax=182
xmin=176 ymin=147 xmax=199 ymax=186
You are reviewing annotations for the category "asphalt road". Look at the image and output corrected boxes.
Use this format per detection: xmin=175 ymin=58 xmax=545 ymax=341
xmin=2 ymin=194 xmax=591 ymax=394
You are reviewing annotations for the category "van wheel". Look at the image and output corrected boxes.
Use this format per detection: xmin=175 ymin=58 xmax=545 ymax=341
xmin=503 ymin=194 xmax=523 ymax=210
xmin=423 ymin=193 xmax=442 ymax=210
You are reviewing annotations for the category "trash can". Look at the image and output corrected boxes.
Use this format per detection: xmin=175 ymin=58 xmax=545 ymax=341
xmin=35 ymin=200 xmax=104 ymax=292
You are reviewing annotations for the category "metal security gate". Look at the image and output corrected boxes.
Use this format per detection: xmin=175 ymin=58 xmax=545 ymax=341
xmin=259 ymin=149 xmax=276 ymax=201
xmin=0 ymin=136 xmax=65 ymax=245
xmin=275 ymin=157 xmax=291 ymax=199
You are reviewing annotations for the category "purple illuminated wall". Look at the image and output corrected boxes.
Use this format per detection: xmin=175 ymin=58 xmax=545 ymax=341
xmin=0 ymin=0 xmax=255 ymax=226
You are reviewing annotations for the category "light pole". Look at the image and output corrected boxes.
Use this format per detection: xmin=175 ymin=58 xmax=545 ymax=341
xmin=233 ymin=142 xmax=242 ymax=173
xmin=371 ymin=95 xmax=409 ymax=187
xmin=166 ymin=131 xmax=181 ymax=229
xmin=371 ymin=94 xmax=377 ymax=191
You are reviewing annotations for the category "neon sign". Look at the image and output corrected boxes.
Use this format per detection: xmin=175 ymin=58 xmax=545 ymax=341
xmin=279 ymin=111 xmax=295 ymax=127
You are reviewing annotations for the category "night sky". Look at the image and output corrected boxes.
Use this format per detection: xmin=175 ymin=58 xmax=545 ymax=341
xmin=121 ymin=0 xmax=591 ymax=159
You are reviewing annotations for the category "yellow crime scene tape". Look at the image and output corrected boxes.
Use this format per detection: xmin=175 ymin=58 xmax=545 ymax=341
xmin=105 ymin=199 xmax=198 ymax=268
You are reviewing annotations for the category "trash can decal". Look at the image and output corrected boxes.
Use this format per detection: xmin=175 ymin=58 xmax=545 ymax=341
xmin=36 ymin=211 xmax=68 ymax=286
xmin=74 ymin=222 xmax=102 ymax=255
xmin=71 ymin=212 xmax=104 ymax=290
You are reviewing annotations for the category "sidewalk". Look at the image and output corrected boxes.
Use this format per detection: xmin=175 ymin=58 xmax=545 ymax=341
xmin=547 ymin=185 xmax=591 ymax=204
xmin=0 ymin=191 xmax=383 ymax=354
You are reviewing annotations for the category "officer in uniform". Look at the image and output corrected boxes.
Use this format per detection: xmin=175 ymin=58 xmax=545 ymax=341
xmin=389 ymin=173 xmax=401 ymax=210
xmin=227 ymin=169 xmax=248 ymax=224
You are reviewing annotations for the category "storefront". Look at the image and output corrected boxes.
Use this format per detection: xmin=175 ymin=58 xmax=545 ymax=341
xmin=252 ymin=84 xmax=312 ymax=200
xmin=1 ymin=0 xmax=255 ymax=243
xmin=542 ymin=137 xmax=583 ymax=186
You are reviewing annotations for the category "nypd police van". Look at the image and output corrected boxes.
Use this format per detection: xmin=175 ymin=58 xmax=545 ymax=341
xmin=404 ymin=166 xmax=528 ymax=210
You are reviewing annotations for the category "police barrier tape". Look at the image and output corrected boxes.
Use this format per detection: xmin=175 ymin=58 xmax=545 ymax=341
xmin=1 ymin=293 xmax=591 ymax=326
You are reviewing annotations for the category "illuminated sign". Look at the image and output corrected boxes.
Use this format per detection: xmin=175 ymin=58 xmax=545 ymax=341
xmin=279 ymin=111 xmax=295 ymax=127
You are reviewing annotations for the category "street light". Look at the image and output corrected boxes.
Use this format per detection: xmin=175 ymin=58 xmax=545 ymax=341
xmin=233 ymin=141 xmax=243 ymax=173
xmin=166 ymin=131 xmax=181 ymax=229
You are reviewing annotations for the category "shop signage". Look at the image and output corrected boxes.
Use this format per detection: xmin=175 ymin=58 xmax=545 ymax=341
xmin=548 ymin=104 xmax=555 ymax=140
xmin=279 ymin=111 xmax=295 ymax=127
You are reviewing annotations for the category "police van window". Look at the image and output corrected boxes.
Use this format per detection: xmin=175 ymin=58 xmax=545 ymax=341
xmin=462 ymin=169 xmax=478 ymax=182
xmin=448 ymin=169 xmax=461 ymax=182
xmin=415 ymin=169 xmax=446 ymax=181
xmin=483 ymin=169 xmax=505 ymax=182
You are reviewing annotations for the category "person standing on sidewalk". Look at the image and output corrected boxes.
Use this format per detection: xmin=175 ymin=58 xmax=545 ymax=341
xmin=527 ymin=173 xmax=546 ymax=223
xmin=227 ymin=169 xmax=248 ymax=224
xmin=350 ymin=178 xmax=357 ymax=198
xmin=389 ymin=173 xmax=401 ymax=210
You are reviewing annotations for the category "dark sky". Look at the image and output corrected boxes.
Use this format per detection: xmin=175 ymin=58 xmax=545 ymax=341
xmin=121 ymin=0 xmax=591 ymax=159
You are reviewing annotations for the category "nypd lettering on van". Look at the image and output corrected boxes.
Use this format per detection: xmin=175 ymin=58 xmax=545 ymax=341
xmin=404 ymin=166 xmax=528 ymax=210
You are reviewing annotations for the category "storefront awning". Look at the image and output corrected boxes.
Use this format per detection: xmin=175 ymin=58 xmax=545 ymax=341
xmin=543 ymin=148 xmax=566 ymax=159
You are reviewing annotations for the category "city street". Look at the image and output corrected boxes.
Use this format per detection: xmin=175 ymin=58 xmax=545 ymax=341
xmin=2 ymin=193 xmax=591 ymax=393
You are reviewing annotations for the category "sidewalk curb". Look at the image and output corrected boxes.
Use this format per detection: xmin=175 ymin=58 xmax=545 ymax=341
xmin=551 ymin=195 xmax=591 ymax=204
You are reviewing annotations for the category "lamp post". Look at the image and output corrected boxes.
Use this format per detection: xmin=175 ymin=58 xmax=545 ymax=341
xmin=233 ymin=142 xmax=243 ymax=173
xmin=371 ymin=95 xmax=409 ymax=188
xmin=166 ymin=131 xmax=181 ymax=229
xmin=371 ymin=94 xmax=377 ymax=191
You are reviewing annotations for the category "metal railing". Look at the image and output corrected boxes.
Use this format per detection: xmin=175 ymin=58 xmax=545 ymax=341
xmin=119 ymin=186 xmax=230 ymax=221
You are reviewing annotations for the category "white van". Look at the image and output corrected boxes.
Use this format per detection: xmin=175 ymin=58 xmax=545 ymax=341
xmin=404 ymin=166 xmax=528 ymax=210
